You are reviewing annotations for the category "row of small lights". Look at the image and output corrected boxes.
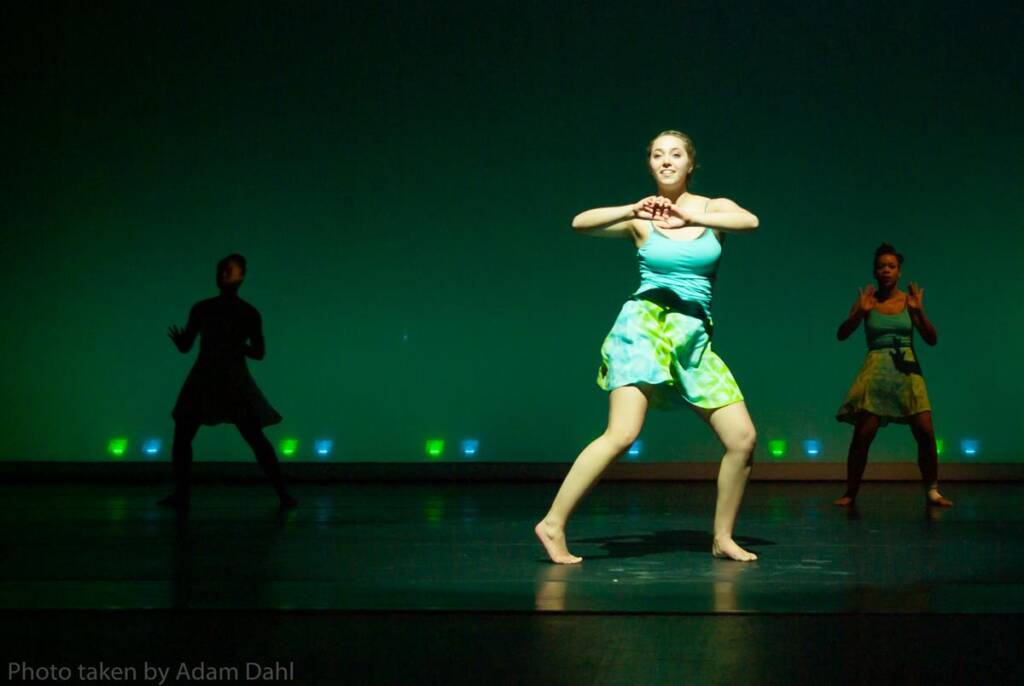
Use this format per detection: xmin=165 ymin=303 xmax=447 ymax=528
xmin=769 ymin=438 xmax=977 ymax=458
xmin=105 ymin=436 xmax=981 ymax=459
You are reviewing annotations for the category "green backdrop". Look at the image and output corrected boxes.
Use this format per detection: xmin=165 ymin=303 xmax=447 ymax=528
xmin=3 ymin=1 xmax=1021 ymax=462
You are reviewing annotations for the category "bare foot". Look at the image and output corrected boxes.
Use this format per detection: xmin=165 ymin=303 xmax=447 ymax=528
xmin=712 ymin=536 xmax=758 ymax=562
xmin=833 ymin=495 xmax=855 ymax=507
xmin=927 ymin=490 xmax=953 ymax=507
xmin=534 ymin=521 xmax=582 ymax=564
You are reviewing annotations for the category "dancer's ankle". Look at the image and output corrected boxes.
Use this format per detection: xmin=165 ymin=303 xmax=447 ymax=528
xmin=539 ymin=517 xmax=564 ymax=533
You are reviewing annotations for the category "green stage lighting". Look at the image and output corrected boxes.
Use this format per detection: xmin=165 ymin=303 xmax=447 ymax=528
xmin=279 ymin=438 xmax=299 ymax=458
xmin=107 ymin=437 xmax=128 ymax=458
xmin=425 ymin=439 xmax=445 ymax=459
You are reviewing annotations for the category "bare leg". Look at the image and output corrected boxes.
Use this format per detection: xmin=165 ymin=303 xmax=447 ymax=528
xmin=535 ymin=386 xmax=648 ymax=563
xmin=834 ymin=413 xmax=880 ymax=506
xmin=236 ymin=419 xmax=297 ymax=508
xmin=158 ymin=419 xmax=201 ymax=509
xmin=693 ymin=402 xmax=758 ymax=562
xmin=909 ymin=411 xmax=952 ymax=507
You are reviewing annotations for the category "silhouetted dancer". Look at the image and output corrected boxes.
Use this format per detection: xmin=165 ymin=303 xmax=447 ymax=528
xmin=158 ymin=254 xmax=297 ymax=510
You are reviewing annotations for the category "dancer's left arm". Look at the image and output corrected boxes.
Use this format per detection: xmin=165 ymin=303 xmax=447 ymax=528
xmin=245 ymin=311 xmax=267 ymax=360
xmin=666 ymin=198 xmax=759 ymax=233
xmin=907 ymin=282 xmax=937 ymax=345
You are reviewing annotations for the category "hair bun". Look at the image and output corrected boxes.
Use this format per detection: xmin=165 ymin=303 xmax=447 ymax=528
xmin=873 ymin=243 xmax=904 ymax=265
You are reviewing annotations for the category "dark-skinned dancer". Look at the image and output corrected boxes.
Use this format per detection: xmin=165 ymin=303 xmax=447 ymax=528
xmin=834 ymin=242 xmax=952 ymax=508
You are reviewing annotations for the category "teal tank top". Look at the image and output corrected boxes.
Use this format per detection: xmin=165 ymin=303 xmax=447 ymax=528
xmin=865 ymin=307 xmax=913 ymax=350
xmin=635 ymin=222 xmax=720 ymax=318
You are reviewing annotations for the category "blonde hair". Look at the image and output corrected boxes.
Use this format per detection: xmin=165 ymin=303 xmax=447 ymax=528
xmin=647 ymin=130 xmax=697 ymax=183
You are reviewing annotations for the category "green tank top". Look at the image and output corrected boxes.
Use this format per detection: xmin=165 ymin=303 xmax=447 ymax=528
xmin=634 ymin=200 xmax=719 ymax=321
xmin=865 ymin=307 xmax=913 ymax=350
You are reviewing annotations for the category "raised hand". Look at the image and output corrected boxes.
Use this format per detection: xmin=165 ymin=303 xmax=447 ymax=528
xmin=167 ymin=325 xmax=188 ymax=350
xmin=907 ymin=282 xmax=924 ymax=311
xmin=632 ymin=196 xmax=658 ymax=219
xmin=857 ymin=285 xmax=877 ymax=313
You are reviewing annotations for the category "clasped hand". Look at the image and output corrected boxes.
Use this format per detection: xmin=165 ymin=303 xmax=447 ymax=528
xmin=632 ymin=196 xmax=693 ymax=228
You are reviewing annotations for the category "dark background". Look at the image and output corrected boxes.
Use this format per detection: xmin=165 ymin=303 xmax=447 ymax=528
xmin=2 ymin=1 xmax=1021 ymax=463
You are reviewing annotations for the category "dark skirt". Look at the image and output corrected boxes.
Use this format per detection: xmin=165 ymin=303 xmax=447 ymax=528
xmin=172 ymin=357 xmax=282 ymax=427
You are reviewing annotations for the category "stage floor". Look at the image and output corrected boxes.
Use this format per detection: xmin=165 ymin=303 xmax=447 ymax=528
xmin=2 ymin=481 xmax=1023 ymax=684
xmin=1 ymin=481 xmax=1021 ymax=614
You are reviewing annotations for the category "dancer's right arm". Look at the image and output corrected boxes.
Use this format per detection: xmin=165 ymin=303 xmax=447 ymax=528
xmin=837 ymin=286 xmax=874 ymax=341
xmin=571 ymin=196 xmax=669 ymax=238
xmin=168 ymin=305 xmax=200 ymax=353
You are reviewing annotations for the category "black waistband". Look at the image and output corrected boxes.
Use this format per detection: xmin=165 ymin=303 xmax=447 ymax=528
xmin=630 ymin=288 xmax=713 ymax=337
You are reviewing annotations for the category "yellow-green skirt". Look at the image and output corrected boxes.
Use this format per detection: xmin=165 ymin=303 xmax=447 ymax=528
xmin=836 ymin=347 xmax=930 ymax=426
xmin=597 ymin=299 xmax=744 ymax=411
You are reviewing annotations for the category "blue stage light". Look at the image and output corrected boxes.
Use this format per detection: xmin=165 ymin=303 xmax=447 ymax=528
xmin=314 ymin=439 xmax=333 ymax=457
xmin=803 ymin=439 xmax=821 ymax=458
xmin=960 ymin=439 xmax=979 ymax=457
xmin=627 ymin=440 xmax=642 ymax=458
xmin=460 ymin=439 xmax=479 ymax=457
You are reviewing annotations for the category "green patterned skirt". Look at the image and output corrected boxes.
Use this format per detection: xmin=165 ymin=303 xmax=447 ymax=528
xmin=836 ymin=347 xmax=931 ymax=426
xmin=596 ymin=298 xmax=744 ymax=410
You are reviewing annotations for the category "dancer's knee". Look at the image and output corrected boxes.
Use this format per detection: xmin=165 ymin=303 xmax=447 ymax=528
xmin=911 ymin=425 xmax=934 ymax=445
xmin=601 ymin=427 xmax=641 ymax=453
xmin=236 ymin=422 xmax=271 ymax=450
xmin=172 ymin=420 xmax=200 ymax=446
xmin=723 ymin=425 xmax=757 ymax=457
xmin=853 ymin=425 xmax=878 ymax=445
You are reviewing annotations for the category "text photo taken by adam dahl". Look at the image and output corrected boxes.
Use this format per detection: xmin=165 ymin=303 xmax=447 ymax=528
xmin=8 ymin=661 xmax=296 ymax=683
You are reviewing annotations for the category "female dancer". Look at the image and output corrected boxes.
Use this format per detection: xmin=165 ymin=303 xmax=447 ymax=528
xmin=834 ymin=243 xmax=952 ymax=507
xmin=158 ymin=254 xmax=297 ymax=510
xmin=535 ymin=130 xmax=760 ymax=564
